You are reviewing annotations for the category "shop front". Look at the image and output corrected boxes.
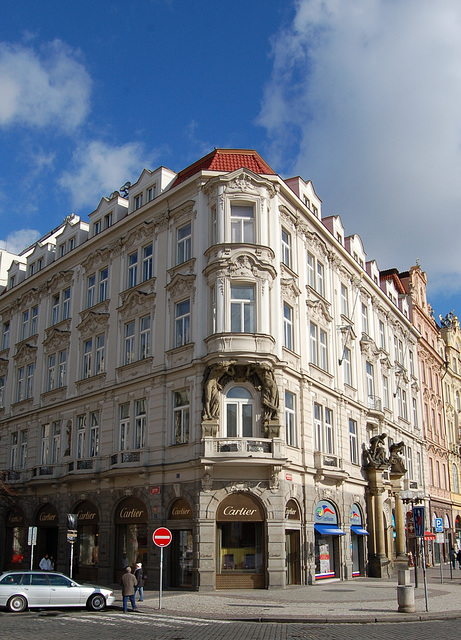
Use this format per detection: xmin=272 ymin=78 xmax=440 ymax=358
xmin=168 ymin=498 xmax=194 ymax=589
xmin=73 ymin=500 xmax=99 ymax=582
xmin=314 ymin=500 xmax=344 ymax=580
xmin=5 ymin=507 xmax=27 ymax=570
xmin=114 ymin=496 xmax=148 ymax=582
xmin=285 ymin=499 xmax=301 ymax=585
xmin=350 ymin=503 xmax=368 ymax=577
xmin=216 ymin=493 xmax=265 ymax=589
xmin=36 ymin=503 xmax=59 ymax=571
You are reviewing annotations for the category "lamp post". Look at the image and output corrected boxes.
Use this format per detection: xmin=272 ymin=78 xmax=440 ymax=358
xmin=400 ymin=489 xmax=425 ymax=589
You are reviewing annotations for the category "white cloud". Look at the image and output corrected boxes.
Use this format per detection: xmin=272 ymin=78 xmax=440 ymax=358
xmin=0 ymin=40 xmax=91 ymax=132
xmin=259 ymin=0 xmax=461 ymax=293
xmin=0 ymin=229 xmax=41 ymax=254
xmin=59 ymin=140 xmax=153 ymax=210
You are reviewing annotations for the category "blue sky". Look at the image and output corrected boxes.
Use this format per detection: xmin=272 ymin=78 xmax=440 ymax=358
xmin=1 ymin=0 xmax=461 ymax=321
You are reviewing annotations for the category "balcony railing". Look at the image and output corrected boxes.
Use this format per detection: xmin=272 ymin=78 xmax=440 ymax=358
xmin=203 ymin=437 xmax=282 ymax=459
xmin=368 ymin=395 xmax=382 ymax=411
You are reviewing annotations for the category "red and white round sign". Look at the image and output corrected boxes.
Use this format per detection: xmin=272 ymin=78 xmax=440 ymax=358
xmin=153 ymin=527 xmax=172 ymax=547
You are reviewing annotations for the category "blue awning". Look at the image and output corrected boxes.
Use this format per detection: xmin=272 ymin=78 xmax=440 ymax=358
xmin=351 ymin=525 xmax=369 ymax=536
xmin=314 ymin=524 xmax=345 ymax=536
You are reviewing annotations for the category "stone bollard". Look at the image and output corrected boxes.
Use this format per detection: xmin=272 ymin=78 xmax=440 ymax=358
xmin=397 ymin=569 xmax=415 ymax=613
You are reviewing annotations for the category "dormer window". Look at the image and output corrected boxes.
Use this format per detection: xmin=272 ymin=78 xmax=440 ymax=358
xmin=37 ymin=258 xmax=43 ymax=271
xmin=134 ymin=194 xmax=143 ymax=210
xmin=147 ymin=185 xmax=156 ymax=202
xmin=59 ymin=244 xmax=66 ymax=258
xmin=104 ymin=213 xmax=113 ymax=229
xmin=93 ymin=220 xmax=102 ymax=236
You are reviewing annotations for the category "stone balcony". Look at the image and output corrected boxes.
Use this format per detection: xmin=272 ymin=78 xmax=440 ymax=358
xmin=201 ymin=436 xmax=287 ymax=466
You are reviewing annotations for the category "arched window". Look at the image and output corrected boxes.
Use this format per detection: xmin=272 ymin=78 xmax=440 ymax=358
xmin=225 ymin=386 xmax=254 ymax=437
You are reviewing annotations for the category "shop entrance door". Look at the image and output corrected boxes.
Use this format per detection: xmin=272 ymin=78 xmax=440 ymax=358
xmin=285 ymin=530 xmax=300 ymax=584
xmin=170 ymin=530 xmax=193 ymax=588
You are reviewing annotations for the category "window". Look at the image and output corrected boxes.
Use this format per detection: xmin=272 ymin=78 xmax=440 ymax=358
xmin=142 ymin=244 xmax=153 ymax=281
xmin=40 ymin=424 xmax=50 ymax=465
xmin=231 ymin=284 xmax=255 ymax=333
xmin=124 ymin=321 xmax=135 ymax=364
xmin=82 ymin=335 xmax=105 ymax=379
xmin=139 ymin=315 xmax=151 ymax=359
xmin=175 ymin=299 xmax=191 ymax=347
xmin=366 ymin=361 xmax=374 ymax=399
xmin=147 ymin=185 xmax=156 ymax=202
xmin=89 ymin=411 xmax=99 ymax=457
xmin=11 ymin=430 xmax=27 ymax=469
xmin=16 ymin=364 xmax=34 ymax=402
xmin=349 ymin=419 xmax=359 ymax=464
xmin=230 ymin=204 xmax=254 ymax=243
xmin=285 ymin=391 xmax=296 ymax=447
xmin=379 ymin=320 xmax=386 ymax=350
xmin=0 ymin=375 xmax=5 ymax=408
xmin=394 ymin=337 xmax=404 ymax=365
xmin=135 ymin=399 xmax=146 ymax=448
xmin=397 ymin=387 xmax=408 ymax=420
xmin=343 ymin=346 xmax=352 ymax=385
xmin=127 ymin=244 xmax=153 ymax=288
xmin=176 ymin=223 xmax=191 ymax=264
xmin=127 ymin=252 xmax=138 ymax=288
xmin=10 ymin=432 xmax=17 ymax=469
xmin=225 ymin=386 xmax=253 ymax=437
xmin=104 ymin=213 xmax=113 ymax=229
xmin=314 ymin=404 xmax=334 ymax=454
xmin=283 ymin=303 xmax=293 ymax=351
xmin=50 ymin=289 xmax=70 ymax=325
xmin=341 ymin=284 xmax=349 ymax=317
xmin=382 ymin=375 xmax=389 ymax=409
xmin=119 ymin=403 xmax=130 ymax=451
xmin=99 ymin=267 xmax=109 ymax=302
xmin=361 ymin=303 xmax=369 ymax=335
xmin=93 ymin=220 xmax=102 ymax=236
xmin=87 ymin=274 xmax=96 ymax=308
xmin=453 ymin=464 xmax=460 ymax=494
xmin=123 ymin=316 xmax=151 ymax=364
xmin=134 ymin=193 xmax=143 ymax=210
xmin=51 ymin=421 xmax=60 ymax=464
xmin=1 ymin=321 xmax=10 ymax=350
xmin=46 ymin=350 xmax=68 ymax=391
xmin=21 ymin=306 xmax=38 ymax=340
xmin=307 ymin=252 xmax=325 ymax=296
xmin=120 ymin=399 xmax=147 ymax=450
xmin=412 ymin=397 xmax=418 ymax=426
xmin=281 ymin=228 xmax=292 ymax=268
xmin=77 ymin=415 xmax=86 ymax=458
xmin=406 ymin=446 xmax=413 ymax=480
xmin=173 ymin=389 xmax=190 ymax=444
xmin=409 ymin=350 xmax=415 ymax=376
xmin=310 ymin=323 xmax=328 ymax=371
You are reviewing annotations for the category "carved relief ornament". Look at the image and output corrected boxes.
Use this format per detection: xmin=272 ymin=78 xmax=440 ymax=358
xmin=77 ymin=310 xmax=110 ymax=338
xmin=118 ymin=289 xmax=156 ymax=321
xmin=43 ymin=327 xmax=71 ymax=352
xmin=13 ymin=342 xmax=37 ymax=366
xmin=166 ymin=273 xmax=196 ymax=303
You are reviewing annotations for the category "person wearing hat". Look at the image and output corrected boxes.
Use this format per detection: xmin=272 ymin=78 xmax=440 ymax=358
xmin=121 ymin=566 xmax=138 ymax=612
xmin=134 ymin=562 xmax=147 ymax=602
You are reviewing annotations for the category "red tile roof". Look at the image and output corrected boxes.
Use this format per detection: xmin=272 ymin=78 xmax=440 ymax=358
xmin=380 ymin=268 xmax=406 ymax=294
xmin=171 ymin=149 xmax=276 ymax=187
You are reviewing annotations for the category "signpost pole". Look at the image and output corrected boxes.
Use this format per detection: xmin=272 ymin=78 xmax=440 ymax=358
xmin=28 ymin=526 xmax=37 ymax=571
xmin=421 ymin=540 xmax=429 ymax=612
xmin=152 ymin=527 xmax=172 ymax=611
xmin=414 ymin=537 xmax=418 ymax=589
xmin=159 ymin=547 xmax=163 ymax=610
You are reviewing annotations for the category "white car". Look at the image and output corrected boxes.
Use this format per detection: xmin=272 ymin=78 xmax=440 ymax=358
xmin=0 ymin=571 xmax=115 ymax=612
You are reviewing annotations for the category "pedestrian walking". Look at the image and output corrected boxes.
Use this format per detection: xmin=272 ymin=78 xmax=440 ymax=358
xmin=450 ymin=547 xmax=456 ymax=569
xmin=134 ymin=562 xmax=147 ymax=601
xmin=457 ymin=549 xmax=461 ymax=569
xmin=121 ymin=566 xmax=138 ymax=613
xmin=39 ymin=554 xmax=51 ymax=571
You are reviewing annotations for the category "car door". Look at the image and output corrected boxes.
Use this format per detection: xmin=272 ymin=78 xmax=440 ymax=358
xmin=48 ymin=574 xmax=81 ymax=606
xmin=25 ymin=573 xmax=51 ymax=606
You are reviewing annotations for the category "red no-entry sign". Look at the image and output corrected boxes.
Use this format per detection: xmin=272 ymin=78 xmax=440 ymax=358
xmin=153 ymin=527 xmax=172 ymax=547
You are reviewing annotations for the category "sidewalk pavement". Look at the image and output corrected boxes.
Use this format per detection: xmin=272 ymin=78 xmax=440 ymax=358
xmin=113 ymin=564 xmax=461 ymax=623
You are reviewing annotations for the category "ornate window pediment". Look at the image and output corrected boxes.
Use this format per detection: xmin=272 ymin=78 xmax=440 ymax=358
xmin=166 ymin=273 xmax=196 ymax=303
xmin=281 ymin=277 xmax=301 ymax=304
xmin=118 ymin=289 xmax=156 ymax=321
xmin=43 ymin=326 xmax=71 ymax=352
xmin=47 ymin=270 xmax=73 ymax=294
xmin=306 ymin=297 xmax=333 ymax=324
xmin=77 ymin=310 xmax=110 ymax=338
xmin=13 ymin=342 xmax=37 ymax=366
xmin=122 ymin=221 xmax=155 ymax=252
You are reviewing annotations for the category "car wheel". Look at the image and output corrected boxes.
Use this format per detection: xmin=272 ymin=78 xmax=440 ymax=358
xmin=8 ymin=595 xmax=28 ymax=613
xmin=86 ymin=593 xmax=106 ymax=611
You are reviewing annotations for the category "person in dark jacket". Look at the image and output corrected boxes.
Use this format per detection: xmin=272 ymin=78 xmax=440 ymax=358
xmin=134 ymin=562 xmax=146 ymax=602
xmin=457 ymin=549 xmax=461 ymax=569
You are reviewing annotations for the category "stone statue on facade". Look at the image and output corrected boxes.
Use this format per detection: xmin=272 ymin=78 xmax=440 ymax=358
xmin=389 ymin=441 xmax=407 ymax=475
xmin=259 ymin=365 xmax=279 ymax=424
xmin=202 ymin=364 xmax=223 ymax=421
xmin=439 ymin=311 xmax=456 ymax=328
xmin=364 ymin=432 xmax=389 ymax=467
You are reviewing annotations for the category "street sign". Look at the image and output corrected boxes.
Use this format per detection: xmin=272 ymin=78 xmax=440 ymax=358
xmin=28 ymin=526 xmax=37 ymax=546
xmin=434 ymin=517 xmax=443 ymax=533
xmin=413 ymin=506 xmax=425 ymax=537
xmin=153 ymin=527 xmax=172 ymax=547
xmin=436 ymin=533 xmax=444 ymax=544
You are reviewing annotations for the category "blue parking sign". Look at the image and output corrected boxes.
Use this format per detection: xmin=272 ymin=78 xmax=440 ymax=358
xmin=434 ymin=517 xmax=443 ymax=533
xmin=413 ymin=506 xmax=425 ymax=537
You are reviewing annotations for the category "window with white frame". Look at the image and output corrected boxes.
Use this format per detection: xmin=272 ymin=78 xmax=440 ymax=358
xmin=11 ymin=430 xmax=27 ymax=469
xmin=77 ymin=415 xmax=86 ymax=458
xmin=281 ymin=228 xmax=292 ymax=268
xmin=122 ymin=315 xmax=151 ymax=364
xmin=10 ymin=432 xmax=18 ymax=469
xmin=40 ymin=423 xmax=50 ymax=465
xmin=81 ymin=334 xmax=105 ymax=379
xmin=93 ymin=219 xmax=102 ymax=236
xmin=366 ymin=361 xmax=374 ymax=399
xmin=343 ymin=346 xmax=352 ymax=385
xmin=283 ymin=303 xmax=294 ymax=351
xmin=147 ymin=185 xmax=156 ymax=202
xmin=127 ymin=243 xmax=153 ymax=288
xmin=135 ymin=399 xmax=146 ymax=448
xmin=174 ymin=299 xmax=190 ymax=347
xmin=87 ymin=274 xmax=96 ymax=308
xmin=16 ymin=363 xmax=34 ymax=402
xmin=306 ymin=252 xmax=325 ymax=297
xmin=173 ymin=389 xmax=190 ymax=444
xmin=409 ymin=350 xmax=415 ymax=376
xmin=309 ymin=322 xmax=328 ymax=371
xmin=394 ymin=336 xmax=404 ymax=365
xmin=225 ymin=386 xmax=253 ymax=437
xmin=46 ymin=349 xmax=67 ymax=391
xmin=176 ymin=222 xmax=191 ymax=264
xmin=0 ymin=375 xmax=5 ymax=408
xmin=89 ymin=411 xmax=100 ymax=457
xmin=230 ymin=203 xmax=254 ymax=243
xmin=405 ymin=445 xmax=413 ymax=479
xmin=285 ymin=391 xmax=296 ymax=447
xmin=231 ymin=284 xmax=255 ymax=333
xmin=349 ymin=418 xmax=359 ymax=464
xmin=314 ymin=403 xmax=334 ymax=453
xmin=412 ymin=397 xmax=418 ymax=426
xmin=379 ymin=320 xmax=386 ymax=350
xmin=341 ymin=284 xmax=349 ymax=317
xmin=1 ymin=321 xmax=10 ymax=350
xmin=134 ymin=193 xmax=143 ymax=210
xmin=453 ymin=464 xmax=459 ymax=494
xmin=123 ymin=321 xmax=135 ymax=364
xmin=104 ymin=212 xmax=113 ymax=229
xmin=50 ymin=289 xmax=70 ymax=325
xmin=119 ymin=403 xmax=130 ymax=450
xmin=127 ymin=252 xmax=138 ymax=288
xmin=361 ymin=303 xmax=369 ymax=335
xmin=382 ymin=375 xmax=389 ymax=409
xmin=396 ymin=386 xmax=408 ymax=420
xmin=51 ymin=421 xmax=61 ymax=464
xmin=99 ymin=267 xmax=109 ymax=302
xmin=119 ymin=399 xmax=146 ymax=451
xmin=21 ymin=305 xmax=38 ymax=340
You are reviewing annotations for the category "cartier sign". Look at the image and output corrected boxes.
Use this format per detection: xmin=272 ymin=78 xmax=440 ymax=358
xmin=76 ymin=500 xmax=99 ymax=523
xmin=217 ymin=493 xmax=264 ymax=522
xmin=36 ymin=504 xmax=59 ymax=527
xmin=169 ymin=498 xmax=192 ymax=520
xmin=285 ymin=500 xmax=300 ymax=521
xmin=115 ymin=497 xmax=147 ymax=524
xmin=7 ymin=509 xmax=24 ymax=526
